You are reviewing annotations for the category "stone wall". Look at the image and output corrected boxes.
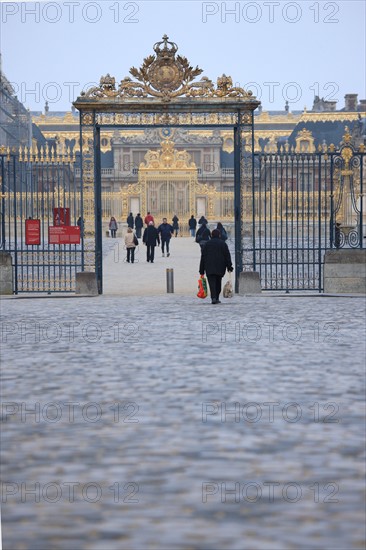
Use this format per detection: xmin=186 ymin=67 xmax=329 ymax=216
xmin=324 ymin=250 xmax=366 ymax=294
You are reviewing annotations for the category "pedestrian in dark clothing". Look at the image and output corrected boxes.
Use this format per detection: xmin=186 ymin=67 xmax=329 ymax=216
xmin=172 ymin=215 xmax=179 ymax=237
xmin=127 ymin=212 xmax=134 ymax=229
xmin=199 ymin=229 xmax=233 ymax=304
xmin=195 ymin=222 xmax=211 ymax=249
xmin=134 ymin=213 xmax=143 ymax=239
xmin=188 ymin=215 xmax=197 ymax=237
xmin=216 ymin=222 xmax=228 ymax=241
xmin=157 ymin=218 xmax=174 ymax=257
xmin=142 ymin=221 xmax=160 ymax=263
xmin=198 ymin=215 xmax=208 ymax=226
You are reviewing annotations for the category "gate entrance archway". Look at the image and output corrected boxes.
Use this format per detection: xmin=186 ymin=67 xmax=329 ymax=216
xmin=73 ymin=34 xmax=260 ymax=294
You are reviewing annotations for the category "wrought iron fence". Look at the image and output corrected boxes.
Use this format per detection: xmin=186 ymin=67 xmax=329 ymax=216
xmin=244 ymin=140 xmax=365 ymax=291
xmin=0 ymin=148 xmax=92 ymax=293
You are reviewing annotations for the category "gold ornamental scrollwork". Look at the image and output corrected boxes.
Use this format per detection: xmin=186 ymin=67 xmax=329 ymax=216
xmin=81 ymin=35 xmax=255 ymax=103
xmin=81 ymin=113 xmax=93 ymax=125
xmin=139 ymin=139 xmax=196 ymax=171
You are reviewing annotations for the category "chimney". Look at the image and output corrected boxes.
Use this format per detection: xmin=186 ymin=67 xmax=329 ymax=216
xmin=344 ymin=94 xmax=358 ymax=111
xmin=358 ymin=100 xmax=366 ymax=112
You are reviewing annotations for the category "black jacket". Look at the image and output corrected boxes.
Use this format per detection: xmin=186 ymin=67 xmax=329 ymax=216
xmin=143 ymin=226 xmax=160 ymax=246
xmin=196 ymin=224 xmax=211 ymax=243
xmin=135 ymin=215 xmax=143 ymax=229
xmin=189 ymin=217 xmax=197 ymax=229
xmin=158 ymin=223 xmax=173 ymax=240
xmin=127 ymin=215 xmax=134 ymax=228
xmin=199 ymin=237 xmax=232 ymax=276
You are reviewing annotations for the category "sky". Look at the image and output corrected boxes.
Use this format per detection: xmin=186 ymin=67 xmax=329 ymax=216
xmin=0 ymin=0 xmax=365 ymax=113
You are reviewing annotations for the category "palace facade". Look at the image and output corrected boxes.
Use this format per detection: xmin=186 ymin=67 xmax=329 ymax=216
xmin=26 ymin=94 xmax=365 ymax=225
xmin=1 ymin=56 xmax=365 ymax=227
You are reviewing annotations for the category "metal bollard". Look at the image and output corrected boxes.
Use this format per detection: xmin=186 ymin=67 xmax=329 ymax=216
xmin=166 ymin=268 xmax=174 ymax=293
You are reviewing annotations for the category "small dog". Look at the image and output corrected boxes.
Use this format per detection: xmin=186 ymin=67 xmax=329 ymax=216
xmin=223 ymin=280 xmax=233 ymax=298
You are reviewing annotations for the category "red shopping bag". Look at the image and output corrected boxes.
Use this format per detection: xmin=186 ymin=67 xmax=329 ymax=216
xmin=197 ymin=275 xmax=208 ymax=299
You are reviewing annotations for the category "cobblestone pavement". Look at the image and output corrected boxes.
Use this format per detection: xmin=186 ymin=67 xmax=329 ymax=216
xmin=1 ymin=291 xmax=365 ymax=549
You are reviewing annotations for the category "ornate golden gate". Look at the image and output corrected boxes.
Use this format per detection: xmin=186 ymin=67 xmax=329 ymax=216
xmin=74 ymin=35 xmax=259 ymax=293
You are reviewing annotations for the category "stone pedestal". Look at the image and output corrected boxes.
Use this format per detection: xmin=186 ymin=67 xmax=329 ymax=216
xmin=324 ymin=250 xmax=366 ymax=294
xmin=75 ymin=272 xmax=98 ymax=295
xmin=238 ymin=271 xmax=262 ymax=295
xmin=0 ymin=252 xmax=13 ymax=295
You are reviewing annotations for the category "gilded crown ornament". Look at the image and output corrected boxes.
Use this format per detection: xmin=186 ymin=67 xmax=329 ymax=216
xmin=81 ymin=35 xmax=254 ymax=103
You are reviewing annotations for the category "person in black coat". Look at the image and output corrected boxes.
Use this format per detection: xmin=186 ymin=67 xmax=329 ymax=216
xmin=188 ymin=215 xmax=197 ymax=237
xmin=195 ymin=222 xmax=211 ymax=250
xmin=216 ymin=222 xmax=228 ymax=241
xmin=142 ymin=221 xmax=160 ymax=263
xmin=157 ymin=218 xmax=174 ymax=257
xmin=134 ymin=213 xmax=143 ymax=239
xmin=172 ymin=215 xmax=179 ymax=237
xmin=127 ymin=212 xmax=134 ymax=229
xmin=199 ymin=229 xmax=233 ymax=304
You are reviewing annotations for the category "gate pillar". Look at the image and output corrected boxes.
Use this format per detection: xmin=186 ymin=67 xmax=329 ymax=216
xmin=0 ymin=251 xmax=13 ymax=295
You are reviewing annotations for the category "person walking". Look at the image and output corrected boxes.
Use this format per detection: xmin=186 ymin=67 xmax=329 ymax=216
xmin=142 ymin=221 xmax=160 ymax=263
xmin=127 ymin=212 xmax=134 ymax=229
xmin=199 ymin=229 xmax=233 ymax=304
xmin=135 ymin=213 xmax=143 ymax=239
xmin=109 ymin=216 xmax=118 ymax=238
xmin=124 ymin=227 xmax=137 ymax=263
xmin=188 ymin=215 xmax=197 ymax=238
xmin=195 ymin=221 xmax=211 ymax=250
xmin=172 ymin=214 xmax=179 ymax=237
xmin=198 ymin=215 xmax=207 ymax=226
xmin=144 ymin=212 xmax=155 ymax=226
xmin=216 ymin=221 xmax=228 ymax=241
xmin=158 ymin=218 xmax=174 ymax=257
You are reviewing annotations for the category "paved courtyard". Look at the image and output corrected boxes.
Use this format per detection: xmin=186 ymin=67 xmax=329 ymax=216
xmin=1 ymin=237 xmax=365 ymax=549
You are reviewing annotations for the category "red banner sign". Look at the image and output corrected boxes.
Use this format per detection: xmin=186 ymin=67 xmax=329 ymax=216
xmin=53 ymin=207 xmax=70 ymax=226
xmin=49 ymin=226 xmax=80 ymax=245
xmin=25 ymin=219 xmax=41 ymax=245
